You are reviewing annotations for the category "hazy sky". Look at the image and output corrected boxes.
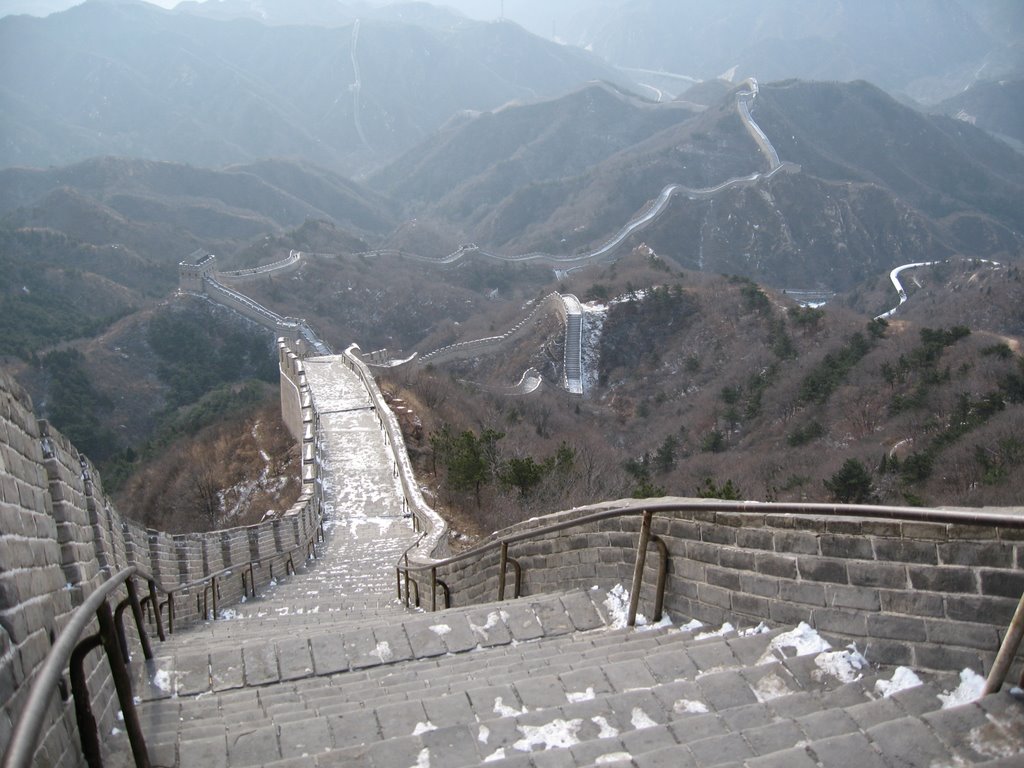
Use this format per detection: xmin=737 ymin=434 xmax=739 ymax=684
xmin=0 ymin=0 xmax=593 ymax=34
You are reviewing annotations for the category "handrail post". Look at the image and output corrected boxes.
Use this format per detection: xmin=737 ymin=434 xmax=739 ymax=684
xmin=649 ymin=535 xmax=669 ymax=623
xmin=396 ymin=567 xmax=402 ymax=600
xmin=126 ymin=578 xmax=153 ymax=660
xmin=96 ymin=600 xmax=150 ymax=767
xmin=148 ymin=579 xmax=165 ymax=642
xmin=404 ymin=554 xmax=411 ymax=608
xmin=114 ymin=597 xmax=132 ymax=661
xmin=627 ymin=511 xmax=654 ymax=627
xmin=70 ymin=635 xmax=104 ymax=768
xmin=431 ymin=567 xmax=438 ymax=612
xmin=983 ymin=589 xmax=1024 ymax=696
xmin=212 ymin=575 xmax=218 ymax=620
xmin=498 ymin=542 xmax=509 ymax=601
xmin=511 ymin=558 xmax=522 ymax=599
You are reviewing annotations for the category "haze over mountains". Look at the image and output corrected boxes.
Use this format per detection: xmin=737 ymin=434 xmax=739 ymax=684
xmin=1 ymin=0 xmax=1022 ymax=520
xmin=0 ymin=1 xmax=628 ymax=174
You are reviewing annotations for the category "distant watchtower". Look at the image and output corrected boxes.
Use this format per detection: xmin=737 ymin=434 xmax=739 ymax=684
xmin=179 ymin=249 xmax=217 ymax=293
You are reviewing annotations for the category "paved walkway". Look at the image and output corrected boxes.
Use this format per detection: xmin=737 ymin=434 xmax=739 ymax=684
xmin=180 ymin=354 xmax=418 ymax=630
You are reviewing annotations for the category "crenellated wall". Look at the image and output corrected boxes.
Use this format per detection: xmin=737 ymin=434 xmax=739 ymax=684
xmin=0 ymin=356 xmax=323 ymax=766
xmin=413 ymin=292 xmax=566 ymax=368
xmin=341 ymin=344 xmax=450 ymax=560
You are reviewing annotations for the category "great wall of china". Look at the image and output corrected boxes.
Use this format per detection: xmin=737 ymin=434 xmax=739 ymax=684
xmin=4 ymin=78 xmax=1024 ymax=767
xmin=4 ymin=322 xmax=1024 ymax=766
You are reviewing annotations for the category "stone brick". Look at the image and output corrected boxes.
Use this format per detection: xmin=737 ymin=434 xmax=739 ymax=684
xmin=900 ymin=522 xmax=949 ymax=541
xmin=823 ymin=519 xmax=864 ymax=535
xmin=701 ymin=525 xmax=736 ymax=546
xmin=810 ymin=608 xmax=867 ymax=636
xmin=879 ymin=590 xmax=944 ymax=618
xmin=867 ymin=614 xmax=927 ymax=642
xmin=715 ymin=511 xmax=757 ymax=528
xmin=925 ymin=619 xmax=999 ymax=651
xmin=979 ymin=569 xmax=1024 ymax=599
xmin=739 ymin=574 xmax=779 ymax=598
xmin=736 ymin=528 xmax=774 ymax=551
xmin=847 ymin=561 xmax=906 ymax=589
xmin=819 ymin=535 xmax=874 ymax=560
xmin=697 ymin=583 xmax=732 ymax=610
xmin=669 ymin=519 xmax=699 ymax=541
xmin=705 ymin=567 xmax=741 ymax=592
xmin=873 ymin=538 xmax=937 ymax=564
xmin=775 ymin=531 xmax=819 ymax=555
xmin=666 ymin=575 xmax=698 ymax=601
xmin=732 ymin=592 xmax=771 ymax=619
xmin=797 ymin=557 xmax=848 ymax=584
xmin=938 ymin=541 xmax=1013 ymax=568
xmin=945 ymin=595 xmax=1019 ymax=625
xmin=755 ymin=553 xmax=797 ymax=579
xmin=685 ymin=541 xmax=720 ymax=565
xmin=859 ymin=520 xmax=902 ymax=537
xmin=720 ymin=547 xmax=755 ymax=571
xmin=908 ymin=566 xmax=978 ymax=593
xmin=770 ymin=600 xmax=811 ymax=626
xmin=863 ymin=639 xmax=914 ymax=666
xmin=779 ymin=582 xmax=826 ymax=607
xmin=608 ymin=532 xmax=634 ymax=549
xmin=913 ymin=643 xmax=983 ymax=673
xmin=826 ymin=585 xmax=880 ymax=611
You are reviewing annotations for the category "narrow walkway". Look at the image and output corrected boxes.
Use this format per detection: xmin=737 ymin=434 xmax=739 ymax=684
xmin=145 ymin=355 xmax=417 ymax=653
xmin=299 ymin=354 xmax=418 ymax=602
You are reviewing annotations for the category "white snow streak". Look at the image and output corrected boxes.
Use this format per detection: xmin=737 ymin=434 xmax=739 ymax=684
xmin=875 ymin=667 xmax=924 ymax=698
xmin=939 ymin=668 xmax=986 ymax=709
xmin=513 ymin=719 xmax=583 ymax=751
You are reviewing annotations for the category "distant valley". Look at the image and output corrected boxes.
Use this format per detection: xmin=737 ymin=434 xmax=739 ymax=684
xmin=1 ymin=0 xmax=1022 ymax=533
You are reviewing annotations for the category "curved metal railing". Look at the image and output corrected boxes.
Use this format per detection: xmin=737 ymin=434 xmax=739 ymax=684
xmin=397 ymin=498 xmax=1024 ymax=691
xmin=2 ymin=510 xmax=326 ymax=768
xmin=3 ymin=567 xmax=153 ymax=768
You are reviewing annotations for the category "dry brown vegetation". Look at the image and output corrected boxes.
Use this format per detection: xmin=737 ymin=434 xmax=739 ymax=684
xmin=367 ymin=251 xmax=1024 ymax=538
xmin=115 ymin=400 xmax=301 ymax=533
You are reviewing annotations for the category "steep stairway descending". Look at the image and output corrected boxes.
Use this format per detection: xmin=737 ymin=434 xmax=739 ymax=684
xmin=99 ymin=347 xmax=1024 ymax=767
xmin=563 ymin=295 xmax=584 ymax=395
xmin=119 ymin=593 xmax=1024 ymax=768
xmin=139 ymin=352 xmax=423 ymax=659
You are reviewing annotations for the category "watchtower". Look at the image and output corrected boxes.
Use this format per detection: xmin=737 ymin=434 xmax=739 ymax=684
xmin=178 ymin=249 xmax=217 ymax=293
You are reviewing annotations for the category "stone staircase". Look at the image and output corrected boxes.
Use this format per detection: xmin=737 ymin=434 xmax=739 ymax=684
xmin=97 ymin=352 xmax=1024 ymax=767
xmin=563 ymin=297 xmax=584 ymax=395
xmin=110 ymin=538 xmax=1024 ymax=768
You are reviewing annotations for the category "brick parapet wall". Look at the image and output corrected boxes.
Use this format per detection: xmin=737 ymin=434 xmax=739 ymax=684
xmin=0 ymin=363 xmax=323 ymax=766
xmin=1 ymin=373 xmax=87 ymax=766
xmin=428 ymin=503 xmax=1024 ymax=678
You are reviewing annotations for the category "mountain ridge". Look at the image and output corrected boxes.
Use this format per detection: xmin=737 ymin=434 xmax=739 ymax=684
xmin=0 ymin=1 xmax=634 ymax=174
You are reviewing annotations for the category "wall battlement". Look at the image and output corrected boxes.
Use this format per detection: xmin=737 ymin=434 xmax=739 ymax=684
xmin=0 ymin=361 xmax=322 ymax=766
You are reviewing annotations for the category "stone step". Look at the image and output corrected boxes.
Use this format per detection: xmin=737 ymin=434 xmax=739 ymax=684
xmin=133 ymin=588 xmax=618 ymax=700
xmin=115 ymin=604 xmax=1024 ymax=768
xmin=153 ymin=667 xmax=1009 ymax=768
xmin=135 ymin=622 xmax=887 ymax=765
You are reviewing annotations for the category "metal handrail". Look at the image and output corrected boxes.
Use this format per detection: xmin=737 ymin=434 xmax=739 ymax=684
xmin=163 ymin=517 xmax=324 ymax=627
xmin=3 ymin=511 xmax=326 ymax=767
xmin=401 ymin=499 xmax=1024 ymax=575
xmin=3 ymin=567 xmax=150 ymax=768
xmin=396 ymin=498 xmax=1024 ymax=684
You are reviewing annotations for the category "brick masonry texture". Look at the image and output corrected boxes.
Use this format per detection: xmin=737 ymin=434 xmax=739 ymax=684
xmin=430 ymin=506 xmax=1024 ymax=680
xmin=0 ymin=367 xmax=322 ymax=766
